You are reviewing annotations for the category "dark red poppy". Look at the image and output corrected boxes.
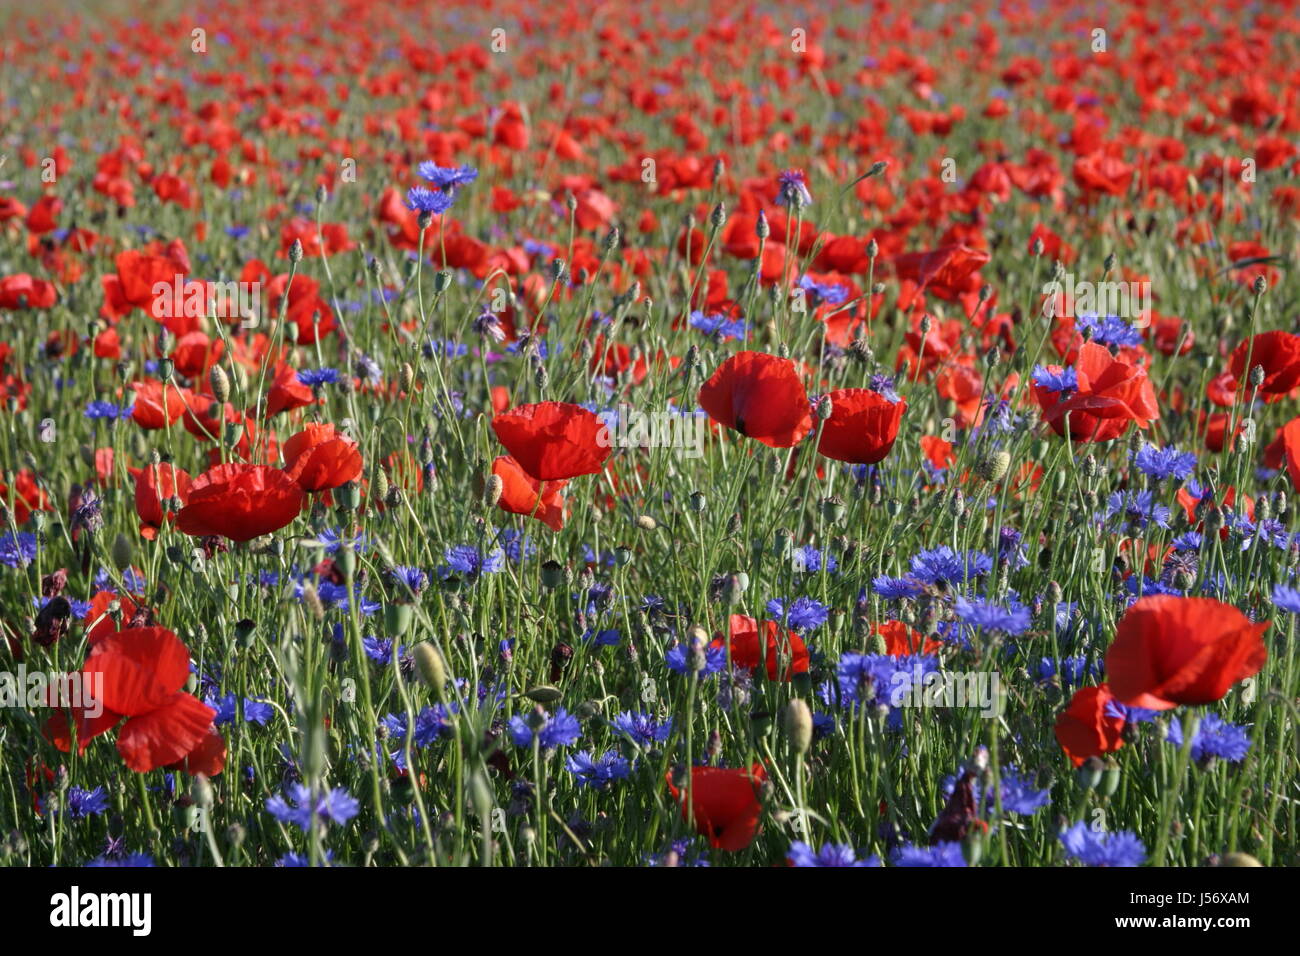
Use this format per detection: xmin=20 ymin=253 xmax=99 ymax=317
xmin=697 ymin=351 xmax=812 ymax=448
xmin=176 ymin=463 xmax=304 ymax=542
xmin=1033 ymin=342 xmax=1158 ymax=443
xmin=130 ymin=462 xmax=192 ymax=540
xmin=492 ymin=401 xmax=612 ymax=481
xmin=665 ymin=763 xmax=766 ymax=852
xmin=1054 ymin=684 xmax=1126 ymax=767
xmin=816 ymin=388 xmax=907 ymax=464
xmin=491 ymin=455 xmax=568 ymax=531
xmin=1228 ymin=331 xmax=1300 ymax=401
xmin=717 ymin=614 xmax=809 ymax=681
xmin=44 ymin=626 xmax=223 ymax=774
xmin=282 ymin=423 xmax=363 ymax=492
xmin=1105 ymin=596 xmax=1268 ymax=710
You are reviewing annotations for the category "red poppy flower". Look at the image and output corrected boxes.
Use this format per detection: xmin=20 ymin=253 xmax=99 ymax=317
xmin=1228 ymin=331 xmax=1300 ymax=401
xmin=1281 ymin=417 xmax=1300 ymax=494
xmin=816 ymin=388 xmax=907 ymax=464
xmin=717 ymin=614 xmax=809 ymax=681
xmin=697 ymin=351 xmax=812 ymax=448
xmin=282 ymin=423 xmax=363 ymax=492
xmin=491 ymin=455 xmax=568 ymax=531
xmin=176 ymin=463 xmax=304 ymax=542
xmin=666 ymin=763 xmax=767 ymax=851
xmin=1054 ymin=684 xmax=1126 ymax=767
xmin=44 ymin=626 xmax=223 ymax=774
xmin=1034 ymin=342 xmax=1158 ymax=443
xmin=131 ymin=462 xmax=192 ymax=540
xmin=264 ymin=363 xmax=316 ymax=417
xmin=492 ymin=401 xmax=612 ymax=481
xmin=875 ymin=620 xmax=943 ymax=657
xmin=130 ymin=380 xmax=192 ymax=430
xmin=1105 ymin=596 xmax=1268 ymax=710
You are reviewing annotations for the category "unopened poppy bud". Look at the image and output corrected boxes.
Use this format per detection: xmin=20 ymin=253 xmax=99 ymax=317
xmin=524 ymin=685 xmax=563 ymax=704
xmin=315 ymin=183 xmax=328 ymax=205
xmin=1249 ymin=364 xmax=1265 ymax=388
xmin=534 ymin=364 xmax=549 ymax=391
xmin=603 ymin=226 xmax=620 ymax=252
xmin=784 ymin=699 xmax=813 ymax=754
xmin=1076 ymin=755 xmax=1104 ymax=791
xmin=949 ymin=489 xmax=965 ymax=517
xmin=400 ymin=362 xmax=415 ymax=393
xmin=301 ymin=583 xmax=325 ymax=621
xmin=1032 ymin=237 xmax=1044 ymax=256
xmin=209 ymin=365 xmax=230 ymax=404
xmin=919 ymin=314 xmax=932 ymax=334
xmin=866 ymin=160 xmax=888 ymax=177
xmin=565 ymin=191 xmax=578 ymax=213
xmin=111 ymin=532 xmax=134 ymax=571
xmin=384 ymin=602 xmax=412 ymax=637
xmin=412 ymin=642 xmax=447 ymax=690
xmin=482 ymin=473 xmax=503 ymax=508
xmin=689 ymin=490 xmax=706 ymax=513
xmin=975 ymin=449 xmax=1011 ymax=483
xmin=866 ymin=237 xmax=879 ymax=259
xmin=1216 ymin=852 xmax=1263 ymax=867
xmin=634 ymin=514 xmax=657 ymax=531
xmin=755 ymin=209 xmax=770 ymax=239
xmin=1080 ymin=455 xmax=1099 ymax=480
xmin=710 ymin=202 xmax=726 ymax=230
xmin=1100 ymin=757 xmax=1121 ymax=797
xmin=984 ymin=345 xmax=999 ymax=367
xmin=1274 ymin=490 xmax=1287 ymax=517
xmin=1252 ymin=275 xmax=1267 ymax=295
xmin=550 ymin=258 xmax=566 ymax=283
xmin=866 ymin=629 xmax=888 ymax=655
xmin=722 ymin=572 xmax=749 ymax=604
xmin=816 ymin=395 xmax=833 ymax=419
xmin=289 ymin=239 xmax=304 ymax=263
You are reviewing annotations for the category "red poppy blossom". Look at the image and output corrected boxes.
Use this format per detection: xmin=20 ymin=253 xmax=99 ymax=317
xmin=1034 ymin=342 xmax=1158 ymax=443
xmin=666 ymin=763 xmax=767 ymax=851
xmin=44 ymin=626 xmax=223 ymax=774
xmin=130 ymin=462 xmax=192 ymax=540
xmin=176 ymin=463 xmax=304 ymax=542
xmin=816 ymin=388 xmax=907 ymax=464
xmin=717 ymin=614 xmax=809 ymax=681
xmin=492 ymin=401 xmax=612 ymax=481
xmin=1105 ymin=596 xmax=1268 ymax=710
xmin=1228 ymin=331 xmax=1300 ymax=401
xmin=491 ymin=455 xmax=568 ymax=531
xmin=697 ymin=351 xmax=812 ymax=448
xmin=282 ymin=423 xmax=363 ymax=492
xmin=130 ymin=380 xmax=192 ymax=430
xmin=1054 ymin=684 xmax=1126 ymax=767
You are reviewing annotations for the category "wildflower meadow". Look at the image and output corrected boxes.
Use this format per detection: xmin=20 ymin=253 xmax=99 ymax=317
xmin=0 ymin=0 xmax=1296 ymax=905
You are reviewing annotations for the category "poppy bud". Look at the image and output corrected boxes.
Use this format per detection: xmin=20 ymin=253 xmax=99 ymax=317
xmin=289 ymin=239 xmax=304 ymax=263
xmin=866 ymin=237 xmax=878 ymax=259
xmin=709 ymin=202 xmax=726 ymax=230
xmin=1076 ymin=755 xmax=1104 ymax=790
xmin=1100 ymin=757 xmax=1121 ymax=797
xmin=412 ymin=642 xmax=447 ymax=690
xmin=975 ymin=449 xmax=1011 ymax=483
xmin=949 ymin=489 xmax=965 ymax=517
xmin=689 ymin=490 xmax=706 ymax=513
xmin=1103 ymin=252 xmax=1116 ymax=273
xmin=603 ymin=226 xmax=619 ymax=252
xmin=315 ymin=184 xmax=327 ymax=205
xmin=816 ymin=395 xmax=833 ymax=419
xmin=866 ymin=160 xmax=888 ymax=177
xmin=1249 ymin=364 xmax=1265 ymax=389
xmin=634 ymin=514 xmax=657 ymax=531
xmin=1252 ymin=275 xmax=1267 ymax=295
xmin=337 ymin=545 xmax=356 ymax=581
xmin=1216 ymin=852 xmax=1263 ymax=867
xmin=866 ymin=629 xmax=888 ymax=655
xmin=784 ymin=699 xmax=813 ymax=754
xmin=1032 ymin=237 xmax=1044 ymax=256
xmin=919 ymin=314 xmax=932 ymax=335
xmin=534 ymin=364 xmax=549 ymax=391
xmin=524 ymin=685 xmax=563 ymax=704
xmin=191 ymin=774 xmax=214 ymax=812
xmin=209 ymin=365 xmax=230 ymax=405
xmin=110 ymin=532 xmax=134 ymax=571
xmin=433 ymin=270 xmax=452 ymax=294
xmin=400 ymin=362 xmax=415 ymax=393
xmin=756 ymin=209 xmax=770 ymax=239
xmin=384 ymin=602 xmax=412 ymax=637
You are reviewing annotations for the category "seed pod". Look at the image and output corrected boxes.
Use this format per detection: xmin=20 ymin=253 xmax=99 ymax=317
xmin=784 ymin=699 xmax=813 ymax=755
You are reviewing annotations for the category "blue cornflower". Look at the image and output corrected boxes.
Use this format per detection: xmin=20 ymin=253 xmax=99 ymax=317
xmin=836 ymin=653 xmax=939 ymax=710
xmin=440 ymin=544 xmax=504 ymax=578
xmin=666 ymin=639 xmax=727 ymax=678
xmin=277 ymin=851 xmax=334 ymax=867
xmin=1076 ymin=313 xmax=1143 ymax=348
xmin=1134 ymin=443 xmax=1197 ymax=481
xmin=1166 ymin=714 xmax=1251 ymax=763
xmin=266 ymin=784 xmax=360 ymax=831
xmin=1031 ymin=365 xmax=1077 ymax=394
xmin=565 ymin=750 xmax=631 ymax=789
xmin=404 ymin=186 xmax=454 ymax=215
xmin=1172 ymin=531 xmax=1203 ymax=552
xmin=1104 ymin=490 xmax=1170 ymax=530
xmin=62 ymin=786 xmax=111 ymax=819
xmin=417 ymin=162 xmax=479 ymax=193
xmin=793 ymin=544 xmax=836 ymax=574
xmin=1271 ymin=583 xmax=1300 ymax=614
xmin=766 ymin=595 xmax=830 ymax=632
xmin=953 ymin=596 xmax=1031 ymax=635
xmin=797 ymin=274 xmax=849 ymax=306
xmin=86 ymin=853 xmax=155 ymax=867
xmin=85 ymin=400 xmax=130 ymax=420
xmin=775 ymin=169 xmax=813 ymax=208
xmin=909 ymin=546 xmax=992 ymax=586
xmin=868 ymin=373 xmax=902 ymax=403
xmin=508 ymin=707 xmax=581 ymax=750
xmin=1060 ymin=821 xmax=1147 ymax=866
xmin=296 ymin=367 xmax=341 ymax=387
xmin=388 ymin=565 xmax=429 ymax=597
xmin=688 ymin=310 xmax=747 ymax=341
xmin=891 ymin=841 xmax=967 ymax=867
xmin=788 ymin=842 xmax=881 ymax=866
xmin=872 ymin=574 xmax=925 ymax=600
xmin=611 ymin=711 xmax=673 ymax=748
xmin=0 ymin=532 xmax=38 ymax=569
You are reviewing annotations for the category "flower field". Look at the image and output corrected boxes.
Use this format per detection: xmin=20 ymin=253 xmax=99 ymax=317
xmin=1 ymin=0 xmax=1298 ymax=873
